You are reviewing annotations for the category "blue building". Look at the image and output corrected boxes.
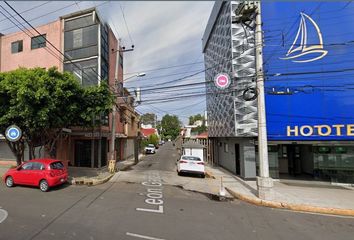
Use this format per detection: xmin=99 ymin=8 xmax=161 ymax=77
xmin=203 ymin=1 xmax=354 ymax=183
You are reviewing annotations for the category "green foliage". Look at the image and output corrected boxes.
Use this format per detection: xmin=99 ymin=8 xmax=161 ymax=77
xmin=160 ymin=114 xmax=180 ymax=140
xmin=188 ymin=114 xmax=204 ymax=125
xmin=188 ymin=113 xmax=207 ymax=134
xmin=0 ymin=67 xmax=114 ymax=163
xmin=141 ymin=113 xmax=156 ymax=127
xmin=148 ymin=134 xmax=159 ymax=146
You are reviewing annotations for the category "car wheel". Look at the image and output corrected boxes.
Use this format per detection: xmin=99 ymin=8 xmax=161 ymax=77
xmin=177 ymin=171 xmax=182 ymax=176
xmin=39 ymin=180 xmax=49 ymax=192
xmin=5 ymin=176 xmax=14 ymax=188
xmin=200 ymin=174 xmax=205 ymax=178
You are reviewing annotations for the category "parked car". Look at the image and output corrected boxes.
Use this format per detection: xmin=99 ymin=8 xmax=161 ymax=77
xmin=177 ymin=155 xmax=205 ymax=178
xmin=144 ymin=144 xmax=156 ymax=154
xmin=2 ymin=159 xmax=68 ymax=192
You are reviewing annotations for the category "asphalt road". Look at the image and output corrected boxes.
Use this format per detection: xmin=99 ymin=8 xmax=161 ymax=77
xmin=0 ymin=142 xmax=354 ymax=240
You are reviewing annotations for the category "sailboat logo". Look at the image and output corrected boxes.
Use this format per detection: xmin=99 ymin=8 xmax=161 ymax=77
xmin=280 ymin=12 xmax=328 ymax=63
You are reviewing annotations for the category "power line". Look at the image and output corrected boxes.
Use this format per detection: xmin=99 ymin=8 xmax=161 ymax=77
xmin=0 ymin=1 xmax=50 ymax=24
xmin=124 ymin=61 xmax=204 ymax=76
xmin=0 ymin=5 xmax=63 ymax=64
xmin=119 ymin=3 xmax=134 ymax=46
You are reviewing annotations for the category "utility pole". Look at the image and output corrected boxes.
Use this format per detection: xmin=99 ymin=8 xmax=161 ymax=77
xmin=234 ymin=1 xmax=273 ymax=200
xmin=108 ymin=43 xmax=145 ymax=173
xmin=254 ymin=1 xmax=273 ymax=200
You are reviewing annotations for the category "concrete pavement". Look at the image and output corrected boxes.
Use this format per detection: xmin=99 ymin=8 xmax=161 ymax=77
xmin=205 ymin=165 xmax=354 ymax=217
xmin=112 ymin=142 xmax=354 ymax=217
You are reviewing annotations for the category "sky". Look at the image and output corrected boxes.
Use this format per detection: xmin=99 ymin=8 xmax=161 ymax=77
xmin=0 ymin=1 xmax=215 ymax=125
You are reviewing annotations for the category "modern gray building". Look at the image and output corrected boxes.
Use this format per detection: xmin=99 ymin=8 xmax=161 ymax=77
xmin=202 ymin=1 xmax=258 ymax=179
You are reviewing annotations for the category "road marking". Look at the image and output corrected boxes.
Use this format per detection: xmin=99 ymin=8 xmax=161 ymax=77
xmin=126 ymin=232 xmax=166 ymax=240
xmin=136 ymin=171 xmax=164 ymax=214
xmin=0 ymin=209 xmax=8 ymax=223
xmin=136 ymin=205 xmax=163 ymax=213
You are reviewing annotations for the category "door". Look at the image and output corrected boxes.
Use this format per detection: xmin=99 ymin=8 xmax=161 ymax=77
xmin=75 ymin=140 xmax=92 ymax=167
xmin=15 ymin=162 xmax=33 ymax=185
xmin=31 ymin=162 xmax=46 ymax=186
xmin=287 ymin=145 xmax=301 ymax=176
xmin=235 ymin=144 xmax=240 ymax=175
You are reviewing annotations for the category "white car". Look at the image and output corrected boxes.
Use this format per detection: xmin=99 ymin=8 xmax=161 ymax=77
xmin=144 ymin=144 xmax=156 ymax=154
xmin=177 ymin=155 xmax=205 ymax=178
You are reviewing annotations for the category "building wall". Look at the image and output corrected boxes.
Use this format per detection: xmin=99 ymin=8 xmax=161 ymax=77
xmin=203 ymin=1 xmax=257 ymax=138
xmin=216 ymin=137 xmax=256 ymax=178
xmin=0 ymin=20 xmax=62 ymax=72
xmin=123 ymin=138 xmax=135 ymax=160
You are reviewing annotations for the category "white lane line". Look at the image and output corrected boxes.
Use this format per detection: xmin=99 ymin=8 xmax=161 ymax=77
xmin=0 ymin=209 xmax=8 ymax=223
xmin=126 ymin=232 xmax=166 ymax=240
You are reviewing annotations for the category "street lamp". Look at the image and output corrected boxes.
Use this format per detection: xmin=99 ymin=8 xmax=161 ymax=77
xmin=124 ymin=72 xmax=146 ymax=82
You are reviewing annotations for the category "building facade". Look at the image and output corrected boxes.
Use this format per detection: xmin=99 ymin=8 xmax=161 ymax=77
xmin=0 ymin=8 xmax=138 ymax=168
xmin=203 ymin=1 xmax=354 ymax=183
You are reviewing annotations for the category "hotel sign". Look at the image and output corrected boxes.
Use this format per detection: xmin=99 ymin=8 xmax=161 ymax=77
xmin=287 ymin=124 xmax=354 ymax=137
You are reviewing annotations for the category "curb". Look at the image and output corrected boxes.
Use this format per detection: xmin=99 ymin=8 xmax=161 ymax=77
xmin=118 ymin=162 xmax=136 ymax=171
xmin=225 ymin=187 xmax=354 ymax=217
xmin=71 ymin=174 xmax=114 ymax=186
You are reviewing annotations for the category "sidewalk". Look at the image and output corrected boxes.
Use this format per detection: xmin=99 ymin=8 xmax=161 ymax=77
xmin=205 ymin=165 xmax=354 ymax=217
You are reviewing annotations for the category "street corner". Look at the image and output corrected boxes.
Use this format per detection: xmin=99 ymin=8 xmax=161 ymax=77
xmin=225 ymin=187 xmax=354 ymax=217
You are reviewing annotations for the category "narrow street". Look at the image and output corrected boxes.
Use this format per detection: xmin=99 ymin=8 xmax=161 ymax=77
xmin=0 ymin=142 xmax=354 ymax=240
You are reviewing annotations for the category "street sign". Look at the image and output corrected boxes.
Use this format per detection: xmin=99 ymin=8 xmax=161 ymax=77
xmin=214 ymin=73 xmax=231 ymax=89
xmin=5 ymin=125 xmax=22 ymax=142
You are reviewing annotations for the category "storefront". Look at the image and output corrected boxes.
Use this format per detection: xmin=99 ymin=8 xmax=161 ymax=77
xmin=261 ymin=2 xmax=354 ymax=184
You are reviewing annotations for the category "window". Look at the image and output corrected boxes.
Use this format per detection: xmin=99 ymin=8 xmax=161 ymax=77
xmin=32 ymin=162 xmax=45 ymax=170
xmin=11 ymin=40 xmax=23 ymax=53
xmin=224 ymin=143 xmax=229 ymax=153
xmin=21 ymin=162 xmax=33 ymax=170
xmin=119 ymin=53 xmax=123 ymax=68
xmin=50 ymin=162 xmax=64 ymax=170
xmin=31 ymin=34 xmax=46 ymax=49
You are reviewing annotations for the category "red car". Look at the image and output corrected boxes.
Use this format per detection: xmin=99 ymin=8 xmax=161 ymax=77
xmin=2 ymin=159 xmax=68 ymax=192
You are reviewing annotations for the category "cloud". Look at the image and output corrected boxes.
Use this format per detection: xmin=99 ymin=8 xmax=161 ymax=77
xmin=0 ymin=1 xmax=214 ymax=124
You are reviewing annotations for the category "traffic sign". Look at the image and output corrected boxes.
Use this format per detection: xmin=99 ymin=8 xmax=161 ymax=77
xmin=5 ymin=125 xmax=22 ymax=142
xmin=214 ymin=73 xmax=231 ymax=89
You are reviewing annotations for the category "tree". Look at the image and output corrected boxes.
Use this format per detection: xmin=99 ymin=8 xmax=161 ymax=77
xmin=0 ymin=67 xmax=113 ymax=165
xmin=160 ymin=114 xmax=180 ymax=140
xmin=140 ymin=113 xmax=157 ymax=127
xmin=188 ymin=114 xmax=204 ymax=125
xmin=188 ymin=113 xmax=207 ymax=134
xmin=148 ymin=134 xmax=159 ymax=146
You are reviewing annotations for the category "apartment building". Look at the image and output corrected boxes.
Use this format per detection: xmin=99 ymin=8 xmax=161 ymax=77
xmin=0 ymin=8 xmax=138 ymax=168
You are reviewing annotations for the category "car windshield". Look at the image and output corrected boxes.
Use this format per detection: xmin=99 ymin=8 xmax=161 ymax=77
xmin=50 ymin=161 xmax=64 ymax=170
xmin=181 ymin=156 xmax=201 ymax=161
xmin=148 ymin=144 xmax=155 ymax=147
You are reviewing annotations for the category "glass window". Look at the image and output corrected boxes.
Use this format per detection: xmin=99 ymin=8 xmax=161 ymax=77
xmin=181 ymin=156 xmax=201 ymax=161
xmin=64 ymin=58 xmax=98 ymax=86
xmin=11 ymin=40 xmax=23 ymax=53
xmin=65 ymin=45 xmax=98 ymax=61
xmin=64 ymin=15 xmax=95 ymax=32
xmin=64 ymin=25 xmax=98 ymax=51
xmin=224 ymin=143 xmax=229 ymax=153
xmin=119 ymin=54 xmax=123 ymax=68
xmin=21 ymin=162 xmax=33 ymax=170
xmin=31 ymin=34 xmax=46 ymax=49
xmin=50 ymin=162 xmax=64 ymax=169
xmin=32 ymin=162 xmax=45 ymax=170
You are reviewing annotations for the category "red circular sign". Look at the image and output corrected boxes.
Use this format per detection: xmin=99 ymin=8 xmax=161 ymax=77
xmin=214 ymin=73 xmax=231 ymax=89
